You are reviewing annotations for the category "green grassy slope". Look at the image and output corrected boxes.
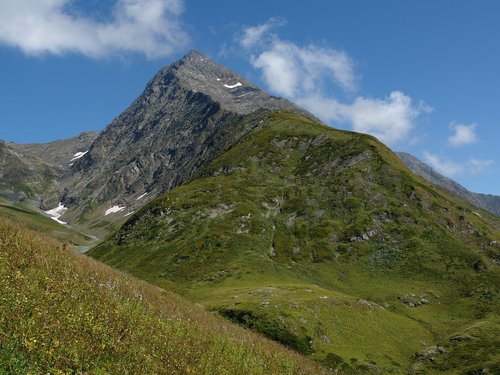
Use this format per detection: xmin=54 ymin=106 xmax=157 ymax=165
xmin=0 ymin=216 xmax=327 ymax=374
xmin=91 ymin=111 xmax=500 ymax=373
xmin=0 ymin=198 xmax=91 ymax=246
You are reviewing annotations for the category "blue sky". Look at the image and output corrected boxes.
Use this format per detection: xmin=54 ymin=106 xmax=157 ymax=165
xmin=0 ymin=0 xmax=499 ymax=195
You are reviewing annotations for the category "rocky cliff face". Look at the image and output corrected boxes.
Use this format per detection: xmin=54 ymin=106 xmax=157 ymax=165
xmin=397 ymin=152 xmax=500 ymax=217
xmin=38 ymin=50 xmax=311 ymax=235
xmin=0 ymin=141 xmax=56 ymax=202
xmin=12 ymin=131 xmax=99 ymax=170
xmin=169 ymin=50 xmax=309 ymax=115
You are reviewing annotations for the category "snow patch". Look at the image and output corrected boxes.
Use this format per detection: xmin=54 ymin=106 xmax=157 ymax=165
xmin=136 ymin=193 xmax=148 ymax=200
xmin=236 ymin=92 xmax=252 ymax=98
xmin=44 ymin=203 xmax=68 ymax=225
xmin=105 ymin=206 xmax=126 ymax=216
xmin=125 ymin=211 xmax=135 ymax=217
xmin=216 ymin=78 xmax=221 ymax=81
xmin=224 ymin=82 xmax=242 ymax=89
xmin=70 ymin=150 xmax=89 ymax=162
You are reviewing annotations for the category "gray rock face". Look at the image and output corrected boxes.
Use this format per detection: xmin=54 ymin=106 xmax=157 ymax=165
xmin=0 ymin=141 xmax=56 ymax=202
xmin=40 ymin=50 xmax=311 ymax=233
xmin=1 ymin=131 xmax=98 ymax=205
xmin=12 ymin=132 xmax=99 ymax=169
xmin=397 ymin=152 xmax=500 ymax=217
xmin=170 ymin=50 xmax=310 ymax=115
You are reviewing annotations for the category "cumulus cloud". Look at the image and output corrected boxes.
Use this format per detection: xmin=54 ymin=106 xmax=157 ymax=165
xmin=238 ymin=19 xmax=430 ymax=146
xmin=0 ymin=0 xmax=188 ymax=58
xmin=423 ymin=152 xmax=465 ymax=177
xmin=448 ymin=122 xmax=478 ymax=146
xmin=343 ymin=93 xmax=430 ymax=145
xmin=423 ymin=151 xmax=493 ymax=177
xmin=251 ymin=40 xmax=357 ymax=95
xmin=298 ymin=92 xmax=430 ymax=145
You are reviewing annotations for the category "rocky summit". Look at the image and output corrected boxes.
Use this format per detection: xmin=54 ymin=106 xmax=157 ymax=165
xmin=170 ymin=50 xmax=307 ymax=115
xmin=30 ymin=50 xmax=312 ymax=237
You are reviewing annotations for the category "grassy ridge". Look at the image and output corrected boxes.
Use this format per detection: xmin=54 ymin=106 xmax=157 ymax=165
xmin=0 ymin=217 xmax=327 ymax=374
xmin=91 ymin=111 xmax=500 ymax=373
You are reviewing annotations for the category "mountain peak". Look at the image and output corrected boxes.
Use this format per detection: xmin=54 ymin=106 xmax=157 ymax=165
xmin=181 ymin=49 xmax=209 ymax=61
xmin=175 ymin=49 xmax=249 ymax=88
xmin=149 ymin=50 xmax=310 ymax=116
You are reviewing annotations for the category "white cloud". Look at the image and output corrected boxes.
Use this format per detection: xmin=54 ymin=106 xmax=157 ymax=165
xmin=250 ymin=40 xmax=357 ymax=96
xmin=342 ymin=93 xmax=432 ymax=145
xmin=298 ymin=92 xmax=429 ymax=145
xmin=251 ymin=43 xmax=301 ymax=97
xmin=423 ymin=151 xmax=493 ymax=177
xmin=448 ymin=122 xmax=478 ymax=146
xmin=0 ymin=0 xmax=188 ymax=58
xmin=423 ymin=151 xmax=465 ymax=177
xmin=239 ymin=17 xmax=284 ymax=49
xmin=239 ymin=19 xmax=430 ymax=146
xmin=239 ymin=21 xmax=356 ymax=96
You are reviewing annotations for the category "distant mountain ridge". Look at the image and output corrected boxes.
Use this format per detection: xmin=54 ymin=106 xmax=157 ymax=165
xmin=397 ymin=152 xmax=500 ymax=217
xmin=12 ymin=131 xmax=99 ymax=168
xmin=0 ymin=141 xmax=56 ymax=202
xmin=0 ymin=132 xmax=99 ymax=203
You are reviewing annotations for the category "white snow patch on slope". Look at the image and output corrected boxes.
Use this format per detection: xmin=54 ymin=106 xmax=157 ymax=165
xmin=136 ymin=193 xmax=148 ymax=200
xmin=216 ymin=78 xmax=221 ymax=81
xmin=224 ymin=82 xmax=242 ymax=89
xmin=44 ymin=203 xmax=68 ymax=225
xmin=70 ymin=150 xmax=89 ymax=162
xmin=105 ymin=206 xmax=126 ymax=216
xmin=125 ymin=211 xmax=135 ymax=217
